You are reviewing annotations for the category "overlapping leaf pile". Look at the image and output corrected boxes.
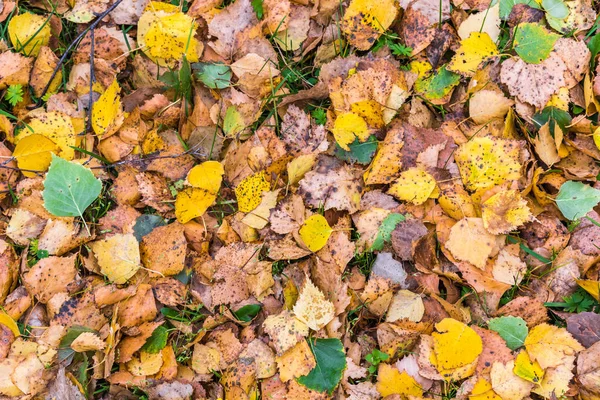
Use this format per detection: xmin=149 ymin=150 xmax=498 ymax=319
xmin=2 ymin=0 xmax=600 ymax=398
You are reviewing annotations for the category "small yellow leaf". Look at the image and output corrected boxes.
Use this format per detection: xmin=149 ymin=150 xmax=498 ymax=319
xmin=292 ymin=278 xmax=335 ymax=331
xmin=340 ymin=0 xmax=398 ymax=50
xmin=576 ymin=279 xmax=599 ymax=301
xmin=18 ymin=111 xmax=76 ymax=160
xmin=235 ymin=171 xmax=271 ymax=213
xmin=431 ymin=318 xmax=483 ymax=380
xmin=275 ymin=340 xmax=316 ymax=382
xmin=524 ymin=323 xmax=584 ymax=370
xmin=92 ymin=79 xmax=124 ymax=138
xmin=388 ymin=168 xmax=437 ymax=205
xmin=175 ymin=187 xmax=217 ymax=223
xmin=491 ymin=360 xmax=534 ymax=399
xmin=445 ymin=218 xmax=499 ymax=269
xmin=470 ymin=377 xmax=502 ymax=400
xmin=454 ymin=137 xmax=522 ymax=191
xmin=376 ymin=364 xmax=423 ymax=398
xmin=137 ymin=3 xmax=200 ymax=66
xmin=8 ymin=13 xmax=51 ymax=56
xmin=0 ymin=312 xmax=20 ymax=338
xmin=12 ymin=134 xmax=59 ymax=178
xmin=187 ymin=161 xmax=224 ymax=194
xmin=350 ymin=100 xmax=384 ymax=128
xmin=386 ymin=290 xmax=425 ymax=323
xmin=364 ymin=130 xmax=404 ymax=185
xmin=127 ymin=350 xmax=164 ymax=376
xmin=513 ymin=350 xmax=544 ymax=384
xmin=287 ymin=154 xmax=317 ymax=185
xmin=331 ymin=112 xmax=369 ymax=151
xmin=449 ymin=33 xmax=499 ymax=76
xmin=481 ymin=190 xmax=532 ymax=235
xmin=298 ymin=214 xmax=333 ymax=252
xmin=90 ymin=234 xmax=141 ymax=284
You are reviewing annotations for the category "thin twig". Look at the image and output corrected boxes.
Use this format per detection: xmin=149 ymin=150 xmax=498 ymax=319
xmin=28 ymin=0 xmax=126 ymax=109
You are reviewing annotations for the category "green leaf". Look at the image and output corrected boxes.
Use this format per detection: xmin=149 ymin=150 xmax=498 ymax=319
xmin=58 ymin=326 xmax=97 ymax=364
xmin=297 ymin=338 xmax=346 ymax=394
xmin=5 ymin=84 xmax=24 ymax=106
xmin=334 ymin=135 xmax=378 ymax=165
xmin=513 ymin=23 xmax=559 ymax=64
xmin=532 ymin=106 xmax=572 ymax=137
xmin=251 ymin=0 xmax=264 ymax=19
xmin=541 ymin=0 xmax=569 ymax=19
xmin=499 ymin=0 xmax=540 ymax=19
xmin=232 ymin=304 xmax=262 ymax=322
xmin=133 ymin=214 xmax=167 ymax=241
xmin=370 ymin=213 xmax=406 ymax=251
xmin=192 ymin=62 xmax=232 ymax=89
xmin=414 ymin=67 xmax=460 ymax=100
xmin=42 ymin=154 xmax=102 ymax=218
xmin=588 ymin=34 xmax=600 ymax=67
xmin=488 ymin=316 xmax=528 ymax=350
xmin=141 ymin=326 xmax=169 ymax=354
xmin=555 ymin=181 xmax=600 ymax=220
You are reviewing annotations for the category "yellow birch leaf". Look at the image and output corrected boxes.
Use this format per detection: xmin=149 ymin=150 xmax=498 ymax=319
xmin=235 ymin=171 xmax=271 ymax=213
xmin=92 ymin=79 xmax=124 ymax=138
xmin=350 ymin=100 xmax=384 ymax=128
xmin=287 ymin=154 xmax=317 ymax=185
xmin=340 ymin=0 xmax=398 ymax=50
xmin=513 ymin=350 xmax=544 ymax=384
xmin=470 ymin=378 xmax=502 ymax=400
xmin=331 ymin=112 xmax=369 ymax=151
xmin=263 ymin=311 xmax=309 ymax=355
xmin=187 ymin=161 xmax=224 ymax=194
xmin=242 ymin=190 xmax=280 ymax=229
xmin=293 ymin=278 xmax=335 ymax=331
xmin=12 ymin=134 xmax=59 ymax=178
xmin=481 ymin=190 xmax=532 ymax=235
xmin=576 ymin=279 xmax=600 ymax=300
xmin=449 ymin=33 xmax=499 ymax=77
xmin=90 ymin=234 xmax=141 ymax=284
xmin=275 ymin=340 xmax=316 ymax=382
xmin=491 ymin=360 xmax=534 ymax=399
xmin=524 ymin=323 xmax=584 ymax=370
xmin=376 ymin=364 xmax=423 ymax=398
xmin=431 ymin=318 xmax=483 ymax=380
xmin=445 ymin=218 xmax=499 ymax=269
xmin=175 ymin=187 xmax=217 ymax=223
xmin=454 ymin=137 xmax=522 ymax=191
xmin=127 ymin=351 xmax=164 ymax=376
xmin=388 ymin=168 xmax=437 ymax=205
xmin=0 ymin=312 xmax=20 ymax=338
xmin=531 ymin=358 xmax=575 ymax=398
xmin=364 ymin=127 xmax=403 ymax=185
xmin=299 ymin=214 xmax=333 ymax=252
xmin=137 ymin=3 xmax=200 ymax=66
xmin=8 ymin=13 xmax=51 ymax=56
xmin=18 ymin=111 xmax=76 ymax=160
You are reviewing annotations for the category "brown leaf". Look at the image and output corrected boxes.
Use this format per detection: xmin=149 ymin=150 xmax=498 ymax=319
xmin=22 ymin=255 xmax=77 ymax=303
xmin=567 ymin=312 xmax=600 ymax=348
xmin=140 ymin=222 xmax=187 ymax=277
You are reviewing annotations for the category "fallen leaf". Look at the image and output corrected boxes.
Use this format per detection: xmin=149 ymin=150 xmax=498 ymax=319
xmin=431 ymin=318 xmax=483 ymax=380
xmin=445 ymin=218 xmax=500 ymax=269
xmin=90 ymin=233 xmax=140 ymax=284
xmin=293 ymin=278 xmax=335 ymax=331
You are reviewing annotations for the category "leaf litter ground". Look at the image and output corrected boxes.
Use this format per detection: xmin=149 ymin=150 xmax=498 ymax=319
xmin=1 ymin=0 xmax=600 ymax=398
